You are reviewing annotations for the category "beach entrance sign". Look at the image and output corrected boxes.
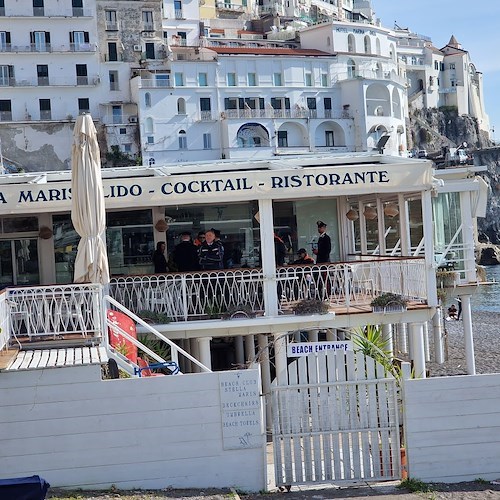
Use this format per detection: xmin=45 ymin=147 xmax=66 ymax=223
xmin=287 ymin=341 xmax=353 ymax=357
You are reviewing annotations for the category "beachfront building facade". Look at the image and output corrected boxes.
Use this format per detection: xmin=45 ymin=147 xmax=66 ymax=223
xmin=0 ymin=153 xmax=487 ymax=380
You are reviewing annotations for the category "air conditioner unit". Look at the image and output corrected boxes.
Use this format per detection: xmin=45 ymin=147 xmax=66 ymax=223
xmin=129 ymin=116 xmax=138 ymax=123
xmin=133 ymin=44 xmax=142 ymax=52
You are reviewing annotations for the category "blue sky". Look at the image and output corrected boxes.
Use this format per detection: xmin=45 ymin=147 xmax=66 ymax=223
xmin=373 ymin=1 xmax=499 ymax=141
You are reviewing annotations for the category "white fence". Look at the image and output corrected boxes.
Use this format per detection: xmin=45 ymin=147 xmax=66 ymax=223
xmin=0 ymin=291 xmax=9 ymax=350
xmin=403 ymin=373 xmax=500 ymax=482
xmin=0 ymin=365 xmax=266 ymax=491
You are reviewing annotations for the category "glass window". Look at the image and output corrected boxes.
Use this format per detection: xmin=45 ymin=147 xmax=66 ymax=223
xmin=321 ymin=73 xmax=328 ymax=87
xmin=178 ymin=130 xmax=187 ymax=149
xmin=273 ymin=72 xmax=282 ymax=86
xmin=198 ymin=72 xmax=207 ymax=86
xmin=106 ymin=210 xmax=154 ymax=276
xmin=53 ymin=214 xmax=79 ymax=283
xmin=227 ymin=72 xmax=236 ymax=86
xmin=2 ymin=217 xmax=38 ymax=233
xmin=203 ymin=133 xmax=211 ymax=149
xmin=78 ymin=98 xmax=89 ymax=114
xmin=174 ymin=72 xmax=184 ymax=86
xmin=277 ymin=131 xmax=287 ymax=147
xmin=305 ymin=73 xmax=312 ymax=86
xmin=248 ymin=72 xmax=257 ymax=86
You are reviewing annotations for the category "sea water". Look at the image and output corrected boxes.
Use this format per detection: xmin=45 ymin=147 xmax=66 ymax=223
xmin=470 ymin=265 xmax=500 ymax=313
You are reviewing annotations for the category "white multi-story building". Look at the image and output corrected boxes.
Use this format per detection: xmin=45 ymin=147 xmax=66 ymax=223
xmin=393 ymin=29 xmax=489 ymax=133
xmin=133 ymin=18 xmax=408 ymax=165
xmin=0 ymin=0 xmax=101 ymax=170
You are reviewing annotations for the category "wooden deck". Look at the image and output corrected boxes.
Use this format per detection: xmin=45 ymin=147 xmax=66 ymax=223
xmin=1 ymin=346 xmax=108 ymax=372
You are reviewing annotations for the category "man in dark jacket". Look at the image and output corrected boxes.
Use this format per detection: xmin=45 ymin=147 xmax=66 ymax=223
xmin=199 ymin=229 xmax=224 ymax=270
xmin=293 ymin=248 xmax=315 ymax=265
xmin=313 ymin=220 xmax=331 ymax=264
xmin=173 ymin=232 xmax=199 ymax=272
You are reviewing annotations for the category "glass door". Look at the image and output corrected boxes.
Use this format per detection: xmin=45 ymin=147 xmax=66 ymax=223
xmin=0 ymin=239 xmax=39 ymax=287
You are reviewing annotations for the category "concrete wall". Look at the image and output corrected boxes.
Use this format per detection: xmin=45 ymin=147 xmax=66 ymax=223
xmin=403 ymin=373 xmax=500 ymax=482
xmin=0 ymin=365 xmax=266 ymax=492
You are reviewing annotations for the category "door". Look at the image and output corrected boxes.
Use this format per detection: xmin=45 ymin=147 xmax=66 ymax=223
xmin=0 ymin=239 xmax=39 ymax=287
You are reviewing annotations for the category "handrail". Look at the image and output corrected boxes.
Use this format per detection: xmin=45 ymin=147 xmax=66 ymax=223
xmin=0 ymin=291 xmax=10 ymax=351
xmin=104 ymin=295 xmax=211 ymax=373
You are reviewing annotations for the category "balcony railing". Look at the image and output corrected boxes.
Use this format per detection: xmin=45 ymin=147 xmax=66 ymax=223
xmin=6 ymin=284 xmax=102 ymax=341
xmin=174 ymin=9 xmax=184 ymax=19
xmin=0 ymin=43 xmax=96 ymax=53
xmin=223 ymin=108 xmax=352 ymax=120
xmin=200 ymin=110 xmax=213 ymax=121
xmin=109 ymin=258 xmax=427 ymax=322
xmin=139 ymin=77 xmax=172 ymax=88
xmin=216 ymin=2 xmax=245 ymax=11
xmin=5 ymin=75 xmax=99 ymax=87
xmin=1 ymin=7 xmax=92 ymax=16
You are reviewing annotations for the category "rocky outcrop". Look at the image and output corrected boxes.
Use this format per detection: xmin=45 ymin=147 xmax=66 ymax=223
xmin=476 ymin=243 xmax=500 ymax=266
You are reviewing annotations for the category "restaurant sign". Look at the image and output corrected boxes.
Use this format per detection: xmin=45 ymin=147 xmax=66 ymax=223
xmin=0 ymin=164 xmax=432 ymax=213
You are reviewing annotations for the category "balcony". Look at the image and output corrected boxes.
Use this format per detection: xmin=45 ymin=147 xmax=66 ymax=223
xmin=199 ymin=111 xmax=213 ymax=121
xmin=139 ymin=77 xmax=172 ymax=88
xmin=0 ymin=111 xmax=13 ymax=121
xmin=174 ymin=9 xmax=184 ymax=19
xmin=222 ymin=108 xmax=353 ymax=120
xmin=105 ymin=21 xmax=119 ymax=31
xmin=0 ymin=43 xmax=96 ymax=53
xmin=3 ymin=7 xmax=92 ymax=17
xmin=108 ymin=258 xmax=428 ymax=323
xmin=8 ymin=75 xmax=100 ymax=87
xmin=142 ymin=23 xmax=155 ymax=32
xmin=216 ymin=2 xmax=245 ymax=12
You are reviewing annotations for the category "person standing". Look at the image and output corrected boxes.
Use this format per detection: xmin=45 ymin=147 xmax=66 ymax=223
xmin=199 ymin=229 xmax=224 ymax=270
xmin=274 ymin=233 xmax=287 ymax=267
xmin=173 ymin=232 xmax=200 ymax=272
xmin=313 ymin=220 xmax=331 ymax=264
xmin=152 ymin=241 xmax=168 ymax=273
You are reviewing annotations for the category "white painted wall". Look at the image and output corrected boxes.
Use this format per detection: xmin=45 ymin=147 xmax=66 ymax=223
xmin=0 ymin=365 xmax=266 ymax=492
xmin=403 ymin=374 xmax=500 ymax=482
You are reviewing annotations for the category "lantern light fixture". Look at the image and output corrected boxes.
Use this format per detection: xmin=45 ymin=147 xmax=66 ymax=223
xmin=346 ymin=208 xmax=359 ymax=221
xmin=363 ymin=206 xmax=377 ymax=220
xmin=384 ymin=203 xmax=399 ymax=218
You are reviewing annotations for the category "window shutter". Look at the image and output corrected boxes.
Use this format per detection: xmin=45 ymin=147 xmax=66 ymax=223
xmin=238 ymin=98 xmax=244 ymax=110
xmin=285 ymin=98 xmax=290 ymax=109
xmin=69 ymin=32 xmax=74 ymax=43
xmin=46 ymin=32 xmax=51 ymax=43
xmin=84 ymin=32 xmax=89 ymax=43
xmin=224 ymin=98 xmax=229 ymax=110
xmin=259 ymin=97 xmax=264 ymax=109
xmin=30 ymin=32 xmax=35 ymax=44
xmin=5 ymin=32 xmax=11 ymax=44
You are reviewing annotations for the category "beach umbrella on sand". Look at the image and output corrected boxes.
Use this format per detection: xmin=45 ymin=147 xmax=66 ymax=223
xmin=71 ymin=113 xmax=110 ymax=285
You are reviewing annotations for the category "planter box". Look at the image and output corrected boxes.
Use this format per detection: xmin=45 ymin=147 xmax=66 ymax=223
xmin=372 ymin=305 xmax=407 ymax=313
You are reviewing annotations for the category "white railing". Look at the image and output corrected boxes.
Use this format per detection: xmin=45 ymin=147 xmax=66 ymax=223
xmin=0 ymin=291 xmax=10 ymax=351
xmin=6 ymin=284 xmax=102 ymax=340
xmin=223 ymin=109 xmax=352 ymax=120
xmin=109 ymin=258 xmax=426 ymax=321
xmin=109 ymin=269 xmax=265 ymax=321
xmin=104 ymin=295 xmax=211 ymax=375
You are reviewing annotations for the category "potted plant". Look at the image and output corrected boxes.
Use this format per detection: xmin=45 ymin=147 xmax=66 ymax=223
xmin=370 ymin=293 xmax=407 ymax=313
xmin=138 ymin=310 xmax=171 ymax=325
xmin=292 ymin=299 xmax=329 ymax=316
xmin=223 ymin=303 xmax=256 ymax=320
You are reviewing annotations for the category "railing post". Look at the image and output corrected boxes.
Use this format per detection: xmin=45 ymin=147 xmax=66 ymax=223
xmin=181 ymin=275 xmax=188 ymax=321
xmin=344 ymin=264 xmax=350 ymax=309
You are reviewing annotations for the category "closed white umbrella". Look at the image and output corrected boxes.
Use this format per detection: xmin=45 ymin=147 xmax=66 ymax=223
xmin=71 ymin=113 xmax=110 ymax=285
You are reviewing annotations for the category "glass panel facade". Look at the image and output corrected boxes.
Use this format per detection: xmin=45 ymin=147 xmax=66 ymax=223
xmin=53 ymin=214 xmax=79 ymax=283
xmin=107 ymin=210 xmax=154 ymax=276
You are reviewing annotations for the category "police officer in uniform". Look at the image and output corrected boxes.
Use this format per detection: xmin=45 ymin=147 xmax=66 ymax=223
xmin=313 ymin=220 xmax=331 ymax=264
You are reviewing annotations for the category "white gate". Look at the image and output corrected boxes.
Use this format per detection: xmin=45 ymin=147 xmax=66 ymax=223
xmin=271 ymin=350 xmax=401 ymax=488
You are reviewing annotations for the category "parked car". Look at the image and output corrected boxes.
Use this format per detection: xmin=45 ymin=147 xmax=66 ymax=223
xmin=417 ymin=150 xmax=428 ymax=158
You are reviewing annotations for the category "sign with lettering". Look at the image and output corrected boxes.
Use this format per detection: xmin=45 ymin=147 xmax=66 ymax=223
xmin=219 ymin=369 xmax=264 ymax=450
xmin=287 ymin=341 xmax=353 ymax=357
xmin=0 ymin=164 xmax=433 ymax=214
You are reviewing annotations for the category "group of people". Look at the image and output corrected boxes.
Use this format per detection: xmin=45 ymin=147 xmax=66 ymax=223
xmin=152 ymin=228 xmax=225 ymax=273
xmin=447 ymin=298 xmax=462 ymax=320
xmin=275 ymin=220 xmax=332 ymax=266
xmin=153 ymin=219 xmax=332 ymax=274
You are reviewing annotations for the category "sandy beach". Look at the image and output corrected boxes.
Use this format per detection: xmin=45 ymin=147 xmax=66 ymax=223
xmin=426 ymin=310 xmax=500 ymax=377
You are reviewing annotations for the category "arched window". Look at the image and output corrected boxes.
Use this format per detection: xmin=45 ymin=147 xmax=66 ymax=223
xmin=375 ymin=62 xmax=383 ymax=78
xmin=178 ymin=130 xmax=187 ymax=149
xmin=145 ymin=92 xmax=151 ymax=108
xmin=364 ymin=35 xmax=371 ymax=54
xmin=389 ymin=43 xmax=396 ymax=61
xmin=148 ymin=157 xmax=156 ymax=166
xmin=411 ymin=56 xmax=417 ymax=66
xmin=376 ymin=38 xmax=381 ymax=56
xmin=347 ymin=59 xmax=356 ymax=78
xmin=347 ymin=34 xmax=355 ymax=53
xmin=144 ymin=117 xmax=153 ymax=134
xmin=177 ymin=98 xmax=186 ymax=114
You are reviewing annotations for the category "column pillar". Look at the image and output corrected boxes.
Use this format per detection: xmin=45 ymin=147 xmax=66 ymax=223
xmin=326 ymin=328 xmax=337 ymax=341
xmin=258 ymin=334 xmax=272 ymax=431
xmin=235 ymin=335 xmax=245 ymax=366
xmin=432 ymin=308 xmax=445 ymax=364
xmin=245 ymin=334 xmax=256 ymax=364
xmin=197 ymin=337 xmax=212 ymax=371
xmin=274 ymin=332 xmax=288 ymax=384
xmin=382 ymin=324 xmax=393 ymax=356
xmin=308 ymin=329 xmax=319 ymax=342
xmin=423 ymin=322 xmax=430 ymax=362
xmin=190 ymin=338 xmax=200 ymax=373
xmin=409 ymin=322 xmax=426 ymax=378
xmin=258 ymin=199 xmax=279 ymax=316
xmin=461 ymin=294 xmax=475 ymax=375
